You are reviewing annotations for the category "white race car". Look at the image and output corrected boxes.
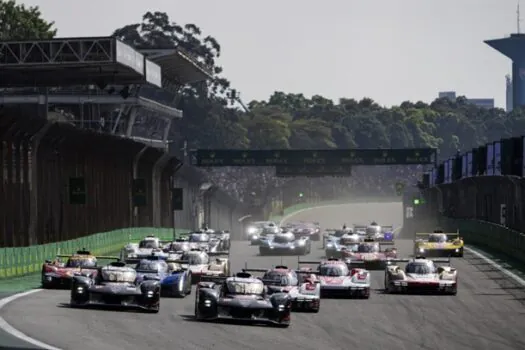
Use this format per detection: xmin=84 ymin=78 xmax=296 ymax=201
xmin=122 ymin=236 xmax=169 ymax=263
xmin=178 ymin=249 xmax=230 ymax=284
xmin=298 ymin=258 xmax=370 ymax=298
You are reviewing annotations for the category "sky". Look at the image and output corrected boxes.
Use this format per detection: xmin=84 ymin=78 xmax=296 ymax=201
xmin=21 ymin=0 xmax=521 ymax=108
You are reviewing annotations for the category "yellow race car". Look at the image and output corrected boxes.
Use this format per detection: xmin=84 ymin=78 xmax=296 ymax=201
xmin=413 ymin=230 xmax=464 ymax=257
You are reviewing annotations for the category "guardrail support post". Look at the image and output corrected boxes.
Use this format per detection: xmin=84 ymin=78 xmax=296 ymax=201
xmin=27 ymin=123 xmax=51 ymax=245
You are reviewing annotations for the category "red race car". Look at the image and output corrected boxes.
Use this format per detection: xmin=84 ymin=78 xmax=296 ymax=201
xmin=41 ymin=249 xmax=119 ymax=289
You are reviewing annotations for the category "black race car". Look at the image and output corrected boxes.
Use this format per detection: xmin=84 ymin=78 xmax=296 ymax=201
xmin=70 ymin=261 xmax=160 ymax=313
xmin=195 ymin=272 xmax=292 ymax=327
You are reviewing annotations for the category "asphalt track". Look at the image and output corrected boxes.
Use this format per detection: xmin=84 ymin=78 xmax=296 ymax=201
xmin=2 ymin=202 xmax=525 ymax=350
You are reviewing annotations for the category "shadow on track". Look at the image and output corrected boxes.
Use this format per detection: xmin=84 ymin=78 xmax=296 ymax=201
xmin=56 ymin=302 xmax=157 ymax=314
xmin=179 ymin=314 xmax=288 ymax=328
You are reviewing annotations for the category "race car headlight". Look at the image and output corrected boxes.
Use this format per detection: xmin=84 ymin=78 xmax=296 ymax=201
xmin=297 ymin=241 xmax=305 ymax=246
xmin=326 ymin=243 xmax=333 ymax=248
xmin=289 ymin=246 xmax=295 ymax=249
xmin=418 ymin=248 xmax=425 ymax=253
xmin=251 ymin=235 xmax=258 ymax=240
xmin=146 ymin=290 xmax=154 ymax=298
xmin=204 ymin=299 xmax=212 ymax=307
xmin=269 ymin=245 xmax=274 ymax=249
xmin=76 ymin=286 xmax=84 ymax=294
xmin=247 ymin=227 xmax=257 ymax=234
xmin=278 ymin=304 xmax=285 ymax=311
xmin=455 ymin=248 xmax=459 ymax=252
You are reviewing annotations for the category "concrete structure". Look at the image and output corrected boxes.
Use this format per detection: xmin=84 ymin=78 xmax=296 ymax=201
xmin=437 ymin=91 xmax=494 ymax=109
xmin=485 ymin=33 xmax=525 ymax=109
xmin=438 ymin=91 xmax=456 ymax=100
xmin=506 ymin=75 xmax=513 ymax=112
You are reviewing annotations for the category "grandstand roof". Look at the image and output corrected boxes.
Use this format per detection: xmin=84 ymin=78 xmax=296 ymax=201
xmin=138 ymin=48 xmax=213 ymax=85
xmin=0 ymin=37 xmax=164 ymax=88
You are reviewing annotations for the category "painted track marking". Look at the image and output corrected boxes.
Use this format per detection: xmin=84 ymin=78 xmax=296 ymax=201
xmin=0 ymin=289 xmax=61 ymax=350
xmin=0 ymin=203 xmax=523 ymax=350
xmin=464 ymin=246 xmax=525 ymax=287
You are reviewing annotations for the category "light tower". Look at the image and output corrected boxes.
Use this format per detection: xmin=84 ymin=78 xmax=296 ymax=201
xmin=485 ymin=2 xmax=525 ymax=109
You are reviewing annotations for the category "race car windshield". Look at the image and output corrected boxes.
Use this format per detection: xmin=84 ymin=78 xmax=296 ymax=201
xmin=66 ymin=258 xmax=96 ymax=268
xmin=263 ymin=272 xmax=292 ymax=286
xmin=139 ymin=240 xmax=159 ymax=249
xmin=405 ymin=263 xmax=435 ymax=274
xmin=183 ymin=253 xmax=208 ymax=265
xmin=189 ymin=234 xmax=209 ymax=242
xmin=341 ymin=237 xmax=358 ymax=245
xmin=227 ymin=281 xmax=264 ymax=295
xmin=274 ymin=235 xmax=294 ymax=243
xmin=428 ymin=234 xmax=446 ymax=243
xmin=136 ymin=260 xmax=166 ymax=272
xmin=319 ymin=265 xmax=348 ymax=277
xmin=357 ymin=244 xmax=379 ymax=253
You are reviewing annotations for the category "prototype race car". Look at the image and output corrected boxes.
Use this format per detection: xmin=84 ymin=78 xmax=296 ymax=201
xmin=414 ymin=230 xmax=463 ymax=257
xmin=186 ymin=231 xmax=214 ymax=251
xmin=122 ymin=235 xmax=169 ymax=264
xmin=298 ymin=258 xmax=371 ymax=298
xmin=342 ymin=239 xmax=397 ymax=269
xmin=209 ymin=230 xmax=231 ymax=251
xmin=323 ymin=228 xmax=351 ymax=250
xmin=134 ymin=256 xmax=192 ymax=298
xmin=41 ymin=249 xmax=118 ymax=289
xmin=243 ymin=265 xmax=320 ymax=312
xmin=259 ymin=232 xmax=311 ymax=256
xmin=162 ymin=238 xmax=191 ymax=254
xmin=356 ymin=222 xmax=394 ymax=241
xmin=325 ymin=231 xmax=362 ymax=258
xmin=287 ymin=222 xmax=322 ymax=241
xmin=247 ymin=221 xmax=280 ymax=245
xmin=70 ymin=261 xmax=160 ymax=313
xmin=194 ymin=272 xmax=292 ymax=327
xmin=178 ymin=249 xmax=230 ymax=284
xmin=384 ymin=256 xmax=457 ymax=295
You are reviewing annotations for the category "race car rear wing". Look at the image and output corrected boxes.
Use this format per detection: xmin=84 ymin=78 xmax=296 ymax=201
xmin=208 ymin=251 xmax=230 ymax=257
xmin=200 ymin=274 xmax=228 ymax=284
xmin=415 ymin=230 xmax=460 ymax=240
xmin=388 ymin=257 xmax=452 ymax=265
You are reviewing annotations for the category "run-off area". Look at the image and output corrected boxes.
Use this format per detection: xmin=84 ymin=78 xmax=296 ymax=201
xmin=2 ymin=202 xmax=525 ymax=350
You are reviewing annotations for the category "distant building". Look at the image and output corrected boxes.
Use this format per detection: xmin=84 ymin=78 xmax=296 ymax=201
xmin=438 ymin=91 xmax=456 ymax=101
xmin=506 ymin=75 xmax=513 ymax=112
xmin=436 ymin=91 xmax=494 ymax=109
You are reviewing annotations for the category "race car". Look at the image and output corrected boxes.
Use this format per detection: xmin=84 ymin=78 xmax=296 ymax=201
xmin=356 ymin=222 xmax=395 ymax=241
xmin=325 ymin=231 xmax=362 ymax=258
xmin=122 ymin=235 xmax=169 ymax=264
xmin=247 ymin=221 xmax=280 ymax=244
xmin=298 ymin=258 xmax=370 ymax=298
xmin=194 ymin=272 xmax=292 ymax=327
xmin=70 ymin=261 xmax=160 ymax=313
xmin=187 ymin=231 xmax=213 ymax=251
xmin=323 ymin=227 xmax=351 ymax=249
xmin=414 ymin=230 xmax=464 ymax=257
xmin=287 ymin=222 xmax=322 ymax=241
xmin=178 ymin=249 xmax=230 ymax=284
xmin=342 ymin=239 xmax=397 ymax=269
xmin=384 ymin=256 xmax=457 ymax=295
xmin=259 ymin=232 xmax=311 ymax=256
xmin=209 ymin=230 xmax=231 ymax=251
xmin=243 ymin=265 xmax=320 ymax=312
xmin=162 ymin=238 xmax=191 ymax=260
xmin=134 ymin=256 xmax=192 ymax=298
xmin=41 ymin=249 xmax=119 ymax=289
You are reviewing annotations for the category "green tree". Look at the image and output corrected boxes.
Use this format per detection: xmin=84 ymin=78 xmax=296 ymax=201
xmin=0 ymin=0 xmax=56 ymax=40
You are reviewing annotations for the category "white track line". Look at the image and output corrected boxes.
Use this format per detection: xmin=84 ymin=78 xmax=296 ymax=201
xmin=0 ymin=289 xmax=62 ymax=350
xmin=464 ymin=246 xmax=525 ymax=287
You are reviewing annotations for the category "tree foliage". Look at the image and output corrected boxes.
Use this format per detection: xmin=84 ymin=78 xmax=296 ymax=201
xmin=112 ymin=11 xmax=522 ymax=201
xmin=0 ymin=0 xmax=56 ymax=40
